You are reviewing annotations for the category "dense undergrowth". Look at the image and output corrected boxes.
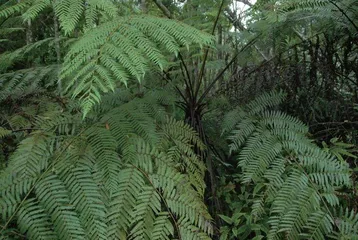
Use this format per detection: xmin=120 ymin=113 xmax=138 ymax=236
xmin=0 ymin=0 xmax=357 ymax=239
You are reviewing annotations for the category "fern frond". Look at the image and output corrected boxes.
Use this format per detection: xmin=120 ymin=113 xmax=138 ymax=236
xmin=21 ymin=0 xmax=51 ymax=21
xmin=0 ymin=127 xmax=11 ymax=139
xmin=0 ymin=174 xmax=37 ymax=221
xmin=278 ymin=0 xmax=330 ymax=14
xmin=0 ymin=65 xmax=58 ymax=101
xmin=246 ymin=90 xmax=286 ymax=115
xmin=1 ymin=94 xmax=213 ymax=239
xmin=59 ymin=165 xmax=107 ymax=240
xmin=8 ymin=134 xmax=53 ymax=178
xmin=61 ymin=15 xmax=213 ymax=116
xmin=150 ymin=212 xmax=174 ymax=240
xmin=106 ymin=166 xmax=146 ymax=239
xmin=16 ymin=198 xmax=56 ymax=240
xmin=0 ymin=38 xmax=56 ymax=73
xmin=226 ymin=91 xmax=351 ymax=239
xmin=0 ymin=0 xmax=31 ymax=18
xmin=129 ymin=186 xmax=161 ymax=240
xmin=35 ymin=173 xmax=86 ymax=239
xmin=329 ymin=208 xmax=358 ymax=239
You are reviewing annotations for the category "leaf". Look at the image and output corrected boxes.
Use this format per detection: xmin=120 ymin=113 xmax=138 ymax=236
xmin=219 ymin=214 xmax=233 ymax=225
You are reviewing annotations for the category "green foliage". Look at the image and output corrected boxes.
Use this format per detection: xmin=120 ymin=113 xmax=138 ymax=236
xmin=61 ymin=15 xmax=213 ymax=116
xmin=221 ymin=91 xmax=355 ymax=239
xmin=0 ymin=93 xmax=213 ymax=239
xmin=322 ymin=138 xmax=357 ymax=162
xmin=1 ymin=0 xmax=118 ymax=34
xmin=0 ymin=127 xmax=11 ymax=139
xmin=1 ymin=0 xmax=358 ymax=239
xmin=218 ymin=184 xmax=269 ymax=240
xmin=330 ymin=208 xmax=358 ymax=239
xmin=0 ymin=65 xmax=58 ymax=101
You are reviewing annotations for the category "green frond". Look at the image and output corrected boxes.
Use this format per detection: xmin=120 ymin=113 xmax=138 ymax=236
xmin=59 ymin=165 xmax=107 ymax=240
xmin=301 ymin=211 xmax=333 ymax=240
xmin=0 ymin=65 xmax=58 ymax=101
xmin=226 ymin=91 xmax=351 ymax=239
xmin=20 ymin=0 xmax=118 ymax=33
xmin=0 ymin=174 xmax=37 ymax=221
xmin=83 ymin=0 xmax=118 ymax=29
xmin=151 ymin=164 xmax=212 ymax=234
xmin=221 ymin=107 xmax=247 ymax=135
xmin=0 ymin=38 xmax=56 ymax=73
xmin=150 ymin=212 xmax=174 ymax=240
xmin=246 ymin=90 xmax=286 ymax=115
xmin=1 ymin=94 xmax=213 ymax=239
xmin=16 ymin=198 xmax=57 ymax=240
xmin=35 ymin=174 xmax=86 ymax=239
xmin=7 ymin=134 xmax=53 ymax=178
xmin=21 ymin=0 xmax=51 ymax=22
xmin=0 ymin=0 xmax=31 ymax=18
xmin=34 ymin=113 xmax=81 ymax=135
xmin=278 ymin=0 xmax=330 ymax=14
xmin=0 ymin=127 xmax=11 ymax=139
xmin=129 ymin=186 xmax=161 ymax=239
xmin=61 ymin=15 xmax=213 ymax=116
xmin=330 ymin=208 xmax=358 ymax=239
xmin=106 ymin=166 xmax=146 ymax=239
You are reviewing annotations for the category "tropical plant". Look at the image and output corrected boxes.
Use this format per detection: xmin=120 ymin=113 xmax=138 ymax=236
xmin=219 ymin=91 xmax=357 ymax=239
xmin=1 ymin=0 xmax=358 ymax=239
xmin=0 ymin=91 xmax=213 ymax=240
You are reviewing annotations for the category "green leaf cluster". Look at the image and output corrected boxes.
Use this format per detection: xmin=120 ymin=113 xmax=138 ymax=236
xmin=0 ymin=93 xmax=213 ymax=240
xmin=222 ymin=91 xmax=356 ymax=239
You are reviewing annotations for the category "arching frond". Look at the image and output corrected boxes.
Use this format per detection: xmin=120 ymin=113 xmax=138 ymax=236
xmin=61 ymin=15 xmax=213 ymax=116
xmin=0 ymin=94 xmax=213 ymax=239
xmin=0 ymin=65 xmax=58 ymax=101
xmin=226 ymin=91 xmax=352 ymax=239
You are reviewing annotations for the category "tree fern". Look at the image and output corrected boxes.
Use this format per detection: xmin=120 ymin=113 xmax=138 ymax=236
xmin=225 ymin=91 xmax=352 ymax=239
xmin=61 ymin=15 xmax=213 ymax=116
xmin=0 ymin=92 xmax=213 ymax=239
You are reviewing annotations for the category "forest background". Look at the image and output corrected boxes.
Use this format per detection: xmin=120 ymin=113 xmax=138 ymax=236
xmin=0 ymin=0 xmax=357 ymax=239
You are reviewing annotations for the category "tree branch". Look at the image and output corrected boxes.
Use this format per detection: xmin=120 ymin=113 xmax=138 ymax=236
xmin=152 ymin=0 xmax=171 ymax=18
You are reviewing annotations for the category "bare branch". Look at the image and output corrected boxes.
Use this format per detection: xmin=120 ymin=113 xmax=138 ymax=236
xmin=152 ymin=0 xmax=171 ymax=18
